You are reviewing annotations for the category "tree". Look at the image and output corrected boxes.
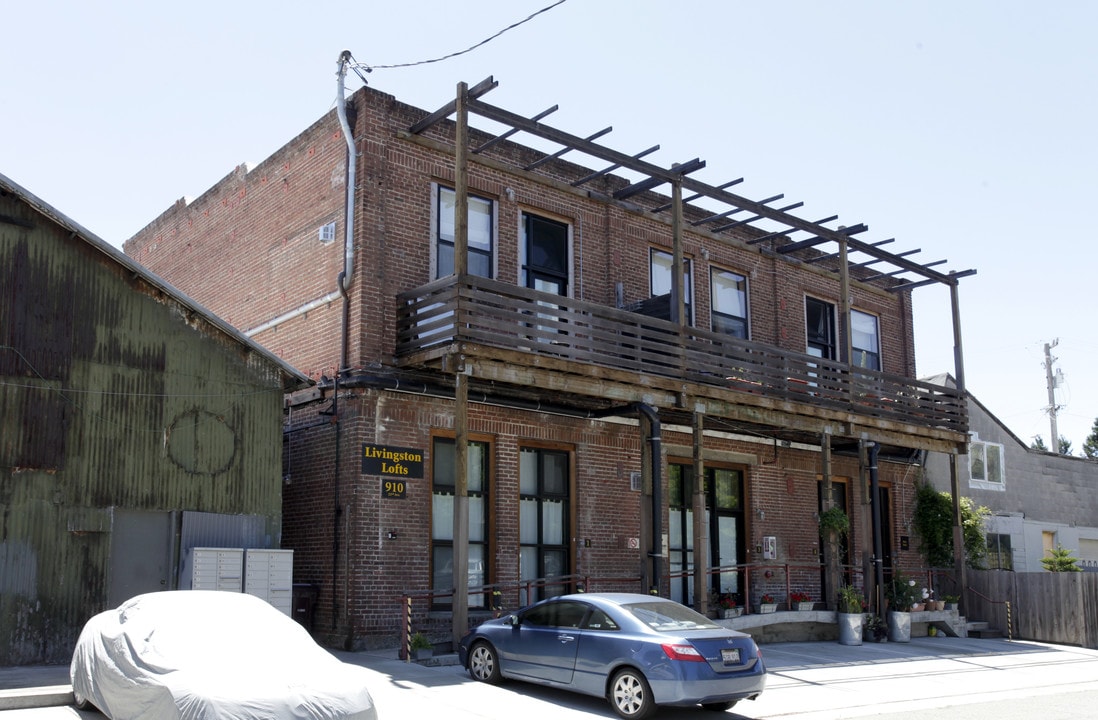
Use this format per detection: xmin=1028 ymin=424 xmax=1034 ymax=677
xmin=1084 ymin=418 xmax=1098 ymax=460
xmin=1058 ymin=436 xmax=1074 ymax=456
xmin=912 ymin=482 xmax=990 ymax=568
xmin=1031 ymin=436 xmax=1048 ymax=452
xmin=1041 ymin=543 xmax=1082 ymax=572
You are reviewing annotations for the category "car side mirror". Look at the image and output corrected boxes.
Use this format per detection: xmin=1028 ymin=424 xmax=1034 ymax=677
xmin=508 ymin=614 xmax=520 ymax=627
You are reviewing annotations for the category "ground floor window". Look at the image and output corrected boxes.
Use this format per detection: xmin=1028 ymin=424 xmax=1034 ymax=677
xmin=987 ymin=533 xmax=1013 ymax=570
xmin=432 ymin=436 xmax=490 ymax=608
xmin=668 ymin=463 xmax=745 ymax=607
xmin=519 ymin=445 xmax=571 ymax=603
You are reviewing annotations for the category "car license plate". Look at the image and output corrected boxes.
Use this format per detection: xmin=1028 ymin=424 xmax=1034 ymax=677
xmin=721 ymin=648 xmax=741 ymax=664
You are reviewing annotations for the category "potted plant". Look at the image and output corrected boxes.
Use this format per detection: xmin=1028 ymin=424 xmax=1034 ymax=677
xmin=758 ymin=594 xmax=777 ymax=613
xmin=885 ymin=574 xmax=920 ymax=642
xmin=717 ymin=592 xmax=742 ymax=618
xmin=790 ymin=591 xmax=813 ymax=612
xmin=863 ymin=613 xmax=887 ymax=642
xmin=818 ymin=506 xmax=850 ymax=536
xmin=409 ymin=631 xmax=433 ymax=660
xmin=942 ymin=594 xmax=960 ymax=612
xmin=836 ymin=585 xmax=864 ymax=645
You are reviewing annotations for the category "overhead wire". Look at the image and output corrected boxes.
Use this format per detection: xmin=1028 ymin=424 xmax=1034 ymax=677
xmin=352 ymin=0 xmax=568 ymax=73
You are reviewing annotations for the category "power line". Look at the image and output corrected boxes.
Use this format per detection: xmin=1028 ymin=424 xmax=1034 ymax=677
xmin=353 ymin=0 xmax=568 ymax=72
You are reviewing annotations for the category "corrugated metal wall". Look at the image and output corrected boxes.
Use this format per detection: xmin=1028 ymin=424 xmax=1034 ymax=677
xmin=1 ymin=189 xmax=288 ymax=665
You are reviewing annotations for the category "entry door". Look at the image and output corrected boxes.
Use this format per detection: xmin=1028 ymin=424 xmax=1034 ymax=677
xmin=109 ymin=510 xmax=176 ymax=606
xmin=709 ymin=468 xmax=745 ymax=602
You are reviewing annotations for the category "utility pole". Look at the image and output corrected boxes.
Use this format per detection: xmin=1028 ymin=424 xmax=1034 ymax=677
xmin=1044 ymin=340 xmax=1063 ymax=451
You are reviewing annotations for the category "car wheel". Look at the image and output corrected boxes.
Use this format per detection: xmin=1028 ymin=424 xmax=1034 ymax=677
xmin=702 ymin=700 xmax=737 ymax=711
xmin=609 ymin=667 xmax=656 ymax=719
xmin=468 ymin=641 xmax=501 ymax=683
xmin=73 ymin=691 xmax=94 ymax=712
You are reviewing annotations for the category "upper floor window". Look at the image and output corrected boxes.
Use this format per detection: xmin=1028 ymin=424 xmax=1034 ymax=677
xmin=805 ymin=297 xmax=835 ymax=360
xmin=968 ymin=434 xmax=1005 ymax=489
xmin=711 ymin=267 xmax=748 ymax=339
xmin=435 ymin=186 xmax=493 ymax=279
xmin=851 ymin=310 xmax=880 ymax=370
xmin=650 ymin=249 xmax=692 ymax=324
xmin=521 ymin=213 xmax=569 ymax=296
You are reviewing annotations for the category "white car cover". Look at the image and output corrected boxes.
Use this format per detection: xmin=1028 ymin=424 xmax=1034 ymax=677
xmin=70 ymin=590 xmax=377 ymax=720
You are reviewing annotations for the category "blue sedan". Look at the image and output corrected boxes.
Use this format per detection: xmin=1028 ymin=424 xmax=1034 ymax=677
xmin=458 ymin=592 xmax=765 ymax=719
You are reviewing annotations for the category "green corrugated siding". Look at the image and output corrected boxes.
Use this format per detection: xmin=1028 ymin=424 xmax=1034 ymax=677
xmin=1 ymin=191 xmax=286 ymax=664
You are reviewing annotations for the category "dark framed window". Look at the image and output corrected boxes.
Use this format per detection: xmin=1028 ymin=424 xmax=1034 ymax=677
xmin=432 ymin=436 xmax=490 ymax=608
xmin=851 ymin=310 xmax=880 ymax=370
xmin=650 ymin=249 xmax=693 ymax=325
xmin=987 ymin=534 xmax=1013 ymax=570
xmin=711 ymin=267 xmax=748 ymax=338
xmin=435 ymin=186 xmax=493 ymax=279
xmin=806 ymin=297 xmax=835 ymax=360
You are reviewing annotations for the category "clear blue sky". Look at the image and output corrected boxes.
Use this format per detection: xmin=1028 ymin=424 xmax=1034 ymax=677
xmin=4 ymin=1 xmax=1095 ymax=453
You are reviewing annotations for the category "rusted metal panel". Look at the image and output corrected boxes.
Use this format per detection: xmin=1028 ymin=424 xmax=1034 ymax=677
xmin=1 ymin=183 xmax=294 ymax=665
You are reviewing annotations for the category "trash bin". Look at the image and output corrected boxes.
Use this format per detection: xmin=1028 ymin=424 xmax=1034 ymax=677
xmin=292 ymin=583 xmax=319 ymax=631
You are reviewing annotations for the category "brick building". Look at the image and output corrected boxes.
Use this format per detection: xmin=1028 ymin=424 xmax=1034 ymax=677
xmin=125 ymin=70 xmax=975 ymax=650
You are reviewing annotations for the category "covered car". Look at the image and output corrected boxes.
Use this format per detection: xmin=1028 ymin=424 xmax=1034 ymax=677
xmin=70 ymin=590 xmax=377 ymax=720
xmin=459 ymin=592 xmax=765 ymax=719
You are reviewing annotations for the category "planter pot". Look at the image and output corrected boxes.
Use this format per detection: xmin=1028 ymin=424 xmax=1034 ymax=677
xmin=721 ymin=608 xmax=743 ymax=618
xmin=837 ymin=612 xmax=863 ymax=646
xmin=758 ymin=603 xmax=777 ymax=614
xmin=945 ymin=602 xmax=959 ymax=612
xmin=887 ymin=611 xmax=911 ymax=643
xmin=910 ymin=603 xmax=925 ymax=612
xmin=412 ymin=647 xmax=433 ymax=660
xmin=795 ymin=602 xmax=814 ymax=612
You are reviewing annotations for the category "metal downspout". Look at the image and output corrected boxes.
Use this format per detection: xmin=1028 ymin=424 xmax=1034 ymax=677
xmin=330 ymin=51 xmax=358 ymax=634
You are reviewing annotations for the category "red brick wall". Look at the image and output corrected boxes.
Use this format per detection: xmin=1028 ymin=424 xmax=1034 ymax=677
xmin=129 ymin=84 xmax=925 ymax=649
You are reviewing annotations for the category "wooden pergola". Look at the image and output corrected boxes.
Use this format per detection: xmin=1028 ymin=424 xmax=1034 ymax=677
xmin=399 ymin=77 xmax=976 ymax=642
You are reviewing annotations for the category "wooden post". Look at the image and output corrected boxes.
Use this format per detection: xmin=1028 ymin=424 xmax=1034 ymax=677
xmin=692 ymin=410 xmax=707 ymax=613
xmin=451 ymin=81 xmax=470 ymax=650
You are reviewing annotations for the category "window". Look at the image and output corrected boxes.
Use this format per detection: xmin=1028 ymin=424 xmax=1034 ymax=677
xmin=650 ymin=249 xmax=692 ymax=324
xmin=986 ymin=533 xmax=1013 ymax=570
xmin=521 ymin=214 xmax=569 ymax=295
xmin=968 ymin=435 xmax=1005 ymax=488
xmin=432 ymin=436 xmax=490 ymax=608
xmin=435 ymin=186 xmax=493 ymax=279
xmin=851 ymin=310 xmax=880 ymax=370
xmin=318 ymin=221 xmax=336 ymax=244
xmin=711 ymin=267 xmax=748 ymax=338
xmin=519 ymin=446 xmax=571 ymax=603
xmin=805 ymin=297 xmax=835 ymax=360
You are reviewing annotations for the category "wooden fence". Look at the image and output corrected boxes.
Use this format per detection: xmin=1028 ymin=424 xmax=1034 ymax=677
xmin=966 ymin=570 xmax=1098 ymax=648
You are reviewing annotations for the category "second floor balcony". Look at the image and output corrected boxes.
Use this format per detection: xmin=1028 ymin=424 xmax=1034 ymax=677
xmin=395 ymin=275 xmax=967 ymax=455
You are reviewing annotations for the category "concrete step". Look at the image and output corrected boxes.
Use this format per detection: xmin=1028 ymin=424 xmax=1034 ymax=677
xmin=966 ymin=620 xmax=1003 ymax=639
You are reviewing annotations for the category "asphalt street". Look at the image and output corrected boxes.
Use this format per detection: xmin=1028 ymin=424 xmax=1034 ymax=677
xmin=3 ymin=636 xmax=1098 ymax=719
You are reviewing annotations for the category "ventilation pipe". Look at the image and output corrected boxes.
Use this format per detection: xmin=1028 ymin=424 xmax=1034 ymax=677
xmin=335 ymin=50 xmax=357 ymax=371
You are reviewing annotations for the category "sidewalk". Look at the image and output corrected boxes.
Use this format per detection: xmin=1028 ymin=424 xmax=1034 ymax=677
xmin=4 ymin=636 xmax=1098 ymax=716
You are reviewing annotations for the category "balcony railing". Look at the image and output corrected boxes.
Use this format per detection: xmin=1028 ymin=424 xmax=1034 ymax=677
xmin=395 ymin=275 xmax=966 ymax=434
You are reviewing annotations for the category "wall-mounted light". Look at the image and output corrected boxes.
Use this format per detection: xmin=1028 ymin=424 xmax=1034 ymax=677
xmin=387 ymin=531 xmax=398 ymax=540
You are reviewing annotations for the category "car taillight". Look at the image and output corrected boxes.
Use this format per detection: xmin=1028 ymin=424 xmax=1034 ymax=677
xmin=661 ymin=643 xmax=706 ymax=662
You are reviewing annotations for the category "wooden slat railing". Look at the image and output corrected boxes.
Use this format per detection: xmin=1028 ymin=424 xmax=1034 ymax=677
xmin=395 ymin=275 xmax=966 ymax=433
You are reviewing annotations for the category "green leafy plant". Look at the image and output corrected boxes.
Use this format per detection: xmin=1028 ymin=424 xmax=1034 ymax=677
xmin=1042 ymin=543 xmax=1083 ymax=572
xmin=942 ymin=594 xmax=960 ymax=604
xmin=885 ymin=572 xmax=922 ymax=611
xmin=863 ymin=613 xmax=887 ymax=641
xmin=409 ymin=631 xmax=432 ymax=651
xmin=912 ymin=481 xmax=990 ymax=568
xmin=837 ymin=585 xmax=865 ymax=614
xmin=818 ymin=506 xmax=850 ymax=537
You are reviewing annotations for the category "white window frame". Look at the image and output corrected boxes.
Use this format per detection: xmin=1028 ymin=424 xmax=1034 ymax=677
xmin=967 ymin=433 xmax=1005 ymax=490
xmin=851 ymin=309 xmax=880 ymax=371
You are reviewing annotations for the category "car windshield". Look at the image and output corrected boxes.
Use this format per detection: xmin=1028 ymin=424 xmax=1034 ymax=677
xmin=622 ymin=601 xmax=721 ymax=632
